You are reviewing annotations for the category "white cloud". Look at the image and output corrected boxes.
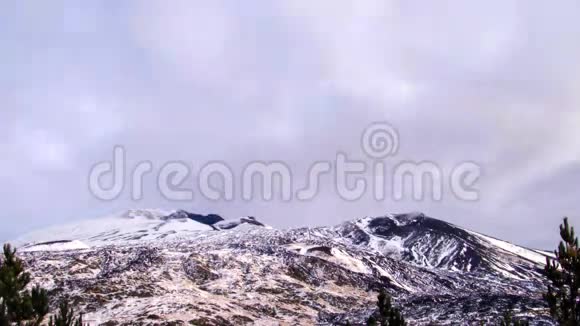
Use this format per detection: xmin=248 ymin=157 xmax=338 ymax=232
xmin=129 ymin=0 xmax=235 ymax=85
xmin=2 ymin=0 xmax=580 ymax=247
xmin=8 ymin=128 xmax=72 ymax=170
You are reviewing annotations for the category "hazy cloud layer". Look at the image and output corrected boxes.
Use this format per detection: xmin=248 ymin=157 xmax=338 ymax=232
xmin=1 ymin=1 xmax=580 ymax=248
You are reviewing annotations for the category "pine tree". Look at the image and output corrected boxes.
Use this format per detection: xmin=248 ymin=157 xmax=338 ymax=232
xmin=0 ymin=243 xmax=85 ymax=326
xmin=48 ymin=300 xmax=84 ymax=326
xmin=0 ymin=302 xmax=8 ymax=326
xmin=367 ymin=289 xmax=406 ymax=326
xmin=544 ymin=217 xmax=580 ymax=325
xmin=30 ymin=285 xmax=50 ymax=324
xmin=0 ymin=244 xmax=49 ymax=325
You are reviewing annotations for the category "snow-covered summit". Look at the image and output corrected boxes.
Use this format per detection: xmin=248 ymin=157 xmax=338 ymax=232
xmin=13 ymin=209 xmax=267 ymax=249
xmin=16 ymin=211 xmax=555 ymax=324
xmin=214 ymin=216 xmax=267 ymax=230
xmin=327 ymin=213 xmax=550 ymax=278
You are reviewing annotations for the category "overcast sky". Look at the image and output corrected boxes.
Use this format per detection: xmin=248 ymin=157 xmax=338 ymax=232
xmin=1 ymin=1 xmax=579 ymax=248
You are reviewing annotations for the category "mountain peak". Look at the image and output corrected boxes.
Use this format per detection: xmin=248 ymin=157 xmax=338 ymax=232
xmin=165 ymin=210 xmax=225 ymax=225
xmin=17 ymin=211 xmax=555 ymax=324
xmin=14 ymin=209 xmax=269 ymax=249
xmin=392 ymin=211 xmax=426 ymax=224
xmin=340 ymin=212 xmax=548 ymax=276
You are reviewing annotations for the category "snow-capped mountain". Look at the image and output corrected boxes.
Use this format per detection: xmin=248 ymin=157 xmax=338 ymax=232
xmin=14 ymin=211 xmax=555 ymax=325
xmin=14 ymin=209 xmax=266 ymax=249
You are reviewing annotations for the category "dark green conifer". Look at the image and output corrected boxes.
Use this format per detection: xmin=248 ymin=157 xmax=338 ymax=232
xmin=48 ymin=300 xmax=84 ymax=326
xmin=0 ymin=244 xmax=49 ymax=325
xmin=544 ymin=217 xmax=580 ymax=325
xmin=366 ymin=289 xmax=406 ymax=326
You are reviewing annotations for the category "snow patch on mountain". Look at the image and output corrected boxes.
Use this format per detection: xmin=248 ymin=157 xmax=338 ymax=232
xmin=14 ymin=210 xmax=211 ymax=248
xmin=13 ymin=211 xmax=555 ymax=324
xmin=214 ymin=216 xmax=267 ymax=230
xmin=466 ymin=229 xmax=548 ymax=265
xmin=13 ymin=210 xmax=271 ymax=250
xmin=21 ymin=240 xmax=90 ymax=252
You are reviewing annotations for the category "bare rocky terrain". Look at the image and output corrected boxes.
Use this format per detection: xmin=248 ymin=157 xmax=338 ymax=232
xmin=14 ymin=211 xmax=555 ymax=325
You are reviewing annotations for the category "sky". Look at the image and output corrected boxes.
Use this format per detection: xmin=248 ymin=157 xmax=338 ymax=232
xmin=1 ymin=1 xmax=580 ymax=249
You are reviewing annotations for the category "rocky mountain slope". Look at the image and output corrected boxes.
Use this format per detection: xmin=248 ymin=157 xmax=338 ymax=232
xmin=13 ymin=210 xmax=555 ymax=325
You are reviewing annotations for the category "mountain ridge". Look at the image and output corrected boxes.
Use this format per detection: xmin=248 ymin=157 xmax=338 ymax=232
xmin=13 ymin=210 xmax=555 ymax=325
